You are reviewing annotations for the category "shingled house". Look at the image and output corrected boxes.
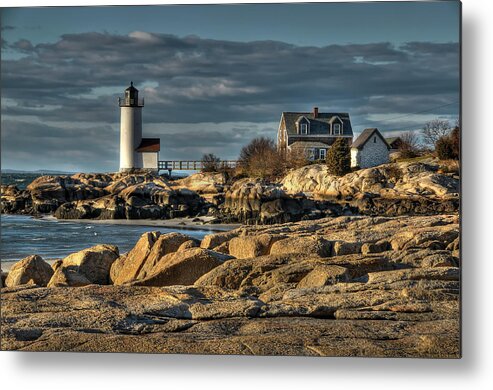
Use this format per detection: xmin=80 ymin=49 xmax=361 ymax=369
xmin=351 ymin=128 xmax=390 ymax=168
xmin=277 ymin=107 xmax=353 ymax=161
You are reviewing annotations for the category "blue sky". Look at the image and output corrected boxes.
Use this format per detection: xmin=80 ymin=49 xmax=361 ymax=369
xmin=1 ymin=2 xmax=460 ymax=172
xmin=1 ymin=2 xmax=460 ymax=48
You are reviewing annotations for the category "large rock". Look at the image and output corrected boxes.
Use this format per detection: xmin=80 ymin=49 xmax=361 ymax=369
xmin=5 ymin=255 xmax=54 ymax=287
xmin=131 ymin=248 xmax=233 ymax=287
xmin=390 ymin=226 xmax=459 ymax=251
xmin=27 ymin=175 xmax=107 ymax=213
xmin=228 ymin=234 xmax=284 ymax=259
xmin=174 ymin=172 xmax=226 ymax=194
xmin=61 ymin=244 xmax=119 ymax=285
xmin=195 ymin=253 xmax=317 ymax=292
xmin=269 ymin=236 xmax=332 ymax=257
xmin=281 ymin=161 xmax=459 ymax=200
xmin=136 ymin=232 xmax=195 ymax=280
xmin=367 ymin=267 xmax=459 ymax=284
xmin=112 ymin=232 xmax=160 ymax=285
xmin=0 ymin=214 xmax=460 ymax=358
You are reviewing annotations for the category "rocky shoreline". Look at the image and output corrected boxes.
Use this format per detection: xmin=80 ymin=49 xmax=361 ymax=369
xmin=1 ymin=159 xmax=459 ymax=225
xmin=1 ymin=214 xmax=460 ymax=357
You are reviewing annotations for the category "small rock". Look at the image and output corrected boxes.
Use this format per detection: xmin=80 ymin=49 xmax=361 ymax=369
xmin=177 ymin=239 xmax=200 ymax=252
xmin=297 ymin=265 xmax=350 ymax=288
xmin=48 ymin=266 xmax=92 ymax=287
xmin=332 ymin=241 xmax=362 ymax=256
xmin=361 ymin=240 xmax=390 ymax=255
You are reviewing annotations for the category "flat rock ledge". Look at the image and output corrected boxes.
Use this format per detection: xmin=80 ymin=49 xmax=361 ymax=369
xmin=0 ymin=214 xmax=460 ymax=357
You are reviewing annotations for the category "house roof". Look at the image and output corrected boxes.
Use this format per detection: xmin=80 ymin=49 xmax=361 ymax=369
xmin=385 ymin=137 xmax=402 ymax=147
xmin=289 ymin=141 xmax=331 ymax=149
xmin=282 ymin=112 xmax=353 ymax=136
xmin=136 ymin=138 xmax=160 ymax=152
xmin=351 ymin=128 xmax=391 ymax=150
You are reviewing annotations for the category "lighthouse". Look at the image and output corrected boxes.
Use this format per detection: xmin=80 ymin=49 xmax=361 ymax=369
xmin=119 ymin=82 xmax=160 ymax=172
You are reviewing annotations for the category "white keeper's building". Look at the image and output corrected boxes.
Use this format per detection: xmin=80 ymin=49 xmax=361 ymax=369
xmin=350 ymin=128 xmax=391 ymax=169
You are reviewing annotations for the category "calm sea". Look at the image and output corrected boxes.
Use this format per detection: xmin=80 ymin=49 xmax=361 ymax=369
xmin=0 ymin=214 xmax=213 ymax=266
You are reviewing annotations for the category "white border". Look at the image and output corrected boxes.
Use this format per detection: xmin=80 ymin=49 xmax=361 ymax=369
xmin=2 ymin=1 xmax=493 ymax=390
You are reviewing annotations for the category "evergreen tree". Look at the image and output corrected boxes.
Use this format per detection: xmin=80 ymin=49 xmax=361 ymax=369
xmin=326 ymin=138 xmax=351 ymax=176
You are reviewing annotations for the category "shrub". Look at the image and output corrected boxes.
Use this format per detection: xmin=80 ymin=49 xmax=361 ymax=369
xmin=201 ymin=153 xmax=221 ymax=172
xmin=435 ymin=128 xmax=460 ymax=160
xmin=450 ymin=126 xmax=460 ymax=159
xmin=435 ymin=137 xmax=454 ymax=160
xmin=398 ymin=131 xmax=420 ymax=159
xmin=285 ymin=147 xmax=310 ymax=170
xmin=326 ymin=138 xmax=351 ymax=176
xmin=237 ymin=137 xmax=284 ymax=179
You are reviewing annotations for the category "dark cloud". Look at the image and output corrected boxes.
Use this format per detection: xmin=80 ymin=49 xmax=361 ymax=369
xmin=10 ymin=39 xmax=34 ymax=52
xmin=1 ymin=119 xmax=119 ymax=172
xmin=1 ymin=32 xmax=459 ymax=171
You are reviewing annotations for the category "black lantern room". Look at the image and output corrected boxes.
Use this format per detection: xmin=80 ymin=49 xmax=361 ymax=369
xmin=119 ymin=81 xmax=144 ymax=107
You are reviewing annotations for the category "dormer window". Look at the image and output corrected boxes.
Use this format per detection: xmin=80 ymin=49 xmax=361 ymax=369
xmin=334 ymin=123 xmax=341 ymax=135
xmin=300 ymin=123 xmax=308 ymax=134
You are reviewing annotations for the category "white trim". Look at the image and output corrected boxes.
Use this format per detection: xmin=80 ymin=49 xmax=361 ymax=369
xmin=328 ymin=115 xmax=344 ymax=124
xmin=319 ymin=148 xmax=327 ymax=160
xmin=300 ymin=123 xmax=308 ymax=134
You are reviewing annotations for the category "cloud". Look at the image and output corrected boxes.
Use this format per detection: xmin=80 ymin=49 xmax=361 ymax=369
xmin=10 ymin=39 xmax=34 ymax=52
xmin=1 ymin=119 xmax=119 ymax=172
xmin=1 ymin=32 xmax=459 ymax=171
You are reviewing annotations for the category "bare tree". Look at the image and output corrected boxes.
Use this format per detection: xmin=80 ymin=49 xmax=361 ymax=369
xmin=421 ymin=119 xmax=451 ymax=148
xmin=201 ymin=153 xmax=221 ymax=172
xmin=238 ymin=137 xmax=284 ymax=178
xmin=398 ymin=131 xmax=421 ymax=158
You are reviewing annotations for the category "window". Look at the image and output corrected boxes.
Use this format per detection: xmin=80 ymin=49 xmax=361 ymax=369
xmin=374 ymin=136 xmax=377 ymax=143
xmin=300 ymin=123 xmax=308 ymax=134
xmin=334 ymin=123 xmax=341 ymax=135
xmin=308 ymin=148 xmax=315 ymax=160
xmin=319 ymin=148 xmax=327 ymax=160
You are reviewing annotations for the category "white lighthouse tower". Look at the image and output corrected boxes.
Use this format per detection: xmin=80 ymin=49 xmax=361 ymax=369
xmin=118 ymin=82 xmax=160 ymax=172
xmin=119 ymin=81 xmax=144 ymax=171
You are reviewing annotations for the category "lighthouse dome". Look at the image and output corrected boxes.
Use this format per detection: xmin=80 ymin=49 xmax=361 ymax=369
xmin=125 ymin=81 xmax=138 ymax=92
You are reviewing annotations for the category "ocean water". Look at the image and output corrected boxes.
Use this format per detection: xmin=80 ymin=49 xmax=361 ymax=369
xmin=1 ymin=172 xmax=48 ymax=190
xmin=0 ymin=214 xmax=214 ymax=265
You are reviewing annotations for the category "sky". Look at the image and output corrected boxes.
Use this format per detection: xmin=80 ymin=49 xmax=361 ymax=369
xmin=1 ymin=1 xmax=461 ymax=172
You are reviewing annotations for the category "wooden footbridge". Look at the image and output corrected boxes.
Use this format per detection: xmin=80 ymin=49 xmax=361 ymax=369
xmin=158 ymin=160 xmax=238 ymax=174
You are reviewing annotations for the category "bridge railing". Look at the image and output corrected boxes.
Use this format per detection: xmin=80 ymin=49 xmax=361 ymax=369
xmin=158 ymin=160 xmax=238 ymax=171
